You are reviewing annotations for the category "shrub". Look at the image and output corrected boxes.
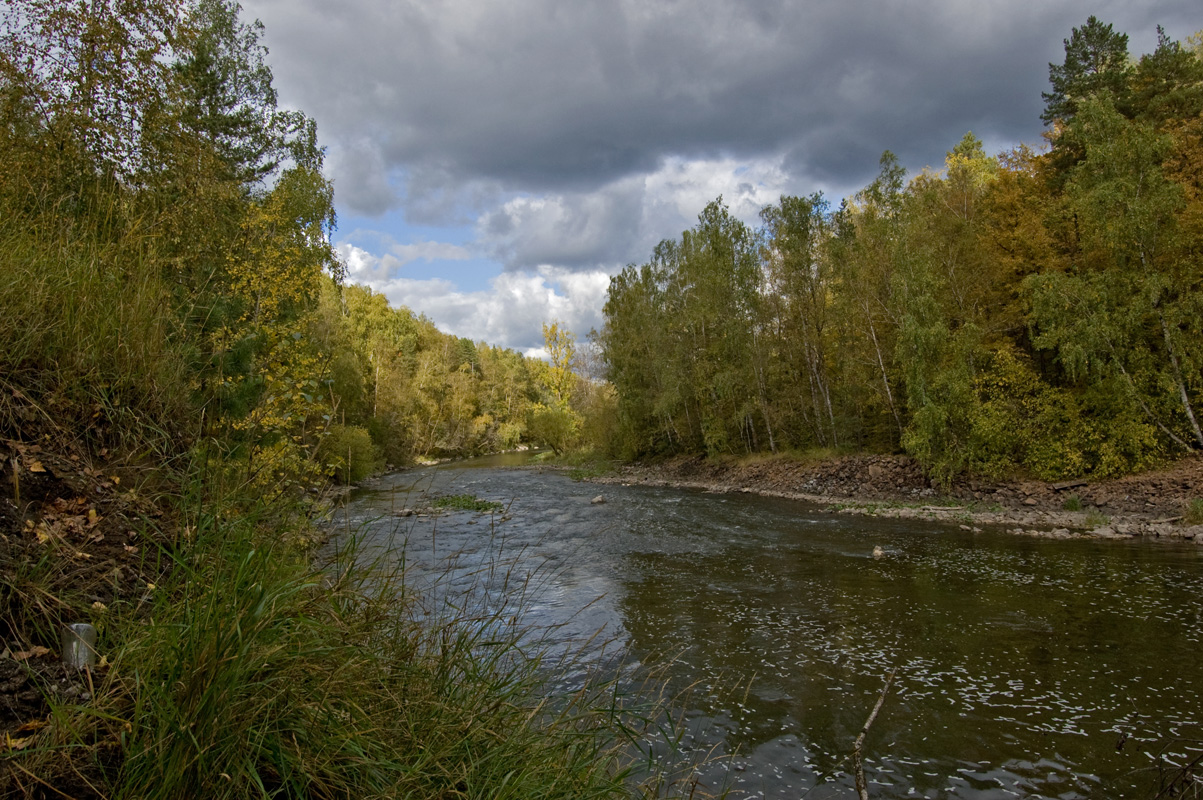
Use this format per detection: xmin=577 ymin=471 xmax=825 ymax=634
xmin=319 ymin=424 xmax=383 ymax=484
xmin=968 ymin=347 xmax=1163 ymax=481
xmin=527 ymin=406 xmax=578 ymax=456
xmin=1186 ymin=498 xmax=1203 ymax=526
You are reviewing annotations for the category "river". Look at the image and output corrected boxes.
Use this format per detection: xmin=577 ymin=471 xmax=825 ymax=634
xmin=331 ymin=455 xmax=1203 ymax=799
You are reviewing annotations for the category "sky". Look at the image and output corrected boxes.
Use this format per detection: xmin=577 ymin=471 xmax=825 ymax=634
xmin=239 ymin=0 xmax=1199 ymax=358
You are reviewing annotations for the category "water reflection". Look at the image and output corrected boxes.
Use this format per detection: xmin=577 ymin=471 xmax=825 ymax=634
xmin=333 ymin=459 xmax=1203 ymax=799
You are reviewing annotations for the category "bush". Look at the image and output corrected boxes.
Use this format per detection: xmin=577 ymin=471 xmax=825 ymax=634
xmin=527 ymin=406 xmax=578 ymax=456
xmin=1186 ymin=498 xmax=1203 ymax=526
xmin=319 ymin=424 xmax=383 ymax=484
xmin=968 ymin=347 xmax=1163 ymax=481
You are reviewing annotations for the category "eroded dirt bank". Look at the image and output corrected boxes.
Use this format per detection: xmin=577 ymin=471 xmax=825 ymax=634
xmin=589 ymin=453 xmax=1203 ymax=543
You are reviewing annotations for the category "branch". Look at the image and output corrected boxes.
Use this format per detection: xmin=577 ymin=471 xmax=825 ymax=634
xmin=853 ymin=668 xmax=897 ymax=800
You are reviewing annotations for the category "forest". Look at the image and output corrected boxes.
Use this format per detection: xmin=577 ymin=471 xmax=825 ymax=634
xmin=0 ymin=0 xmax=590 ymax=493
xmin=599 ymin=18 xmax=1203 ymax=485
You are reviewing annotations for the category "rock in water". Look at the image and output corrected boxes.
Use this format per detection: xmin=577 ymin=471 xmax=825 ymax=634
xmin=591 ymin=495 xmax=606 ymax=505
xmin=872 ymin=546 xmax=884 ymax=558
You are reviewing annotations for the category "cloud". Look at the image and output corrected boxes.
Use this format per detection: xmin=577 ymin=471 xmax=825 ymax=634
xmin=476 ymin=155 xmax=792 ymax=272
xmin=327 ymin=139 xmax=398 ymax=215
xmin=339 ymin=236 xmax=473 ymax=283
xmin=247 ymin=0 xmax=1199 ymax=221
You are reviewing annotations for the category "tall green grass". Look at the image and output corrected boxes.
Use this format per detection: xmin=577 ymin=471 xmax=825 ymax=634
xmin=0 ymin=196 xmax=192 ymax=462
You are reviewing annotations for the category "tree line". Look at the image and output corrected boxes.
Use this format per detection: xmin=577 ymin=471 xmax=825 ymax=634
xmin=0 ymin=0 xmax=572 ymax=491
xmin=598 ymin=18 xmax=1203 ymax=484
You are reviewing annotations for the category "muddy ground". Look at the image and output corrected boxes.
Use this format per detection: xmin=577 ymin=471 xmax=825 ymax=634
xmin=589 ymin=453 xmax=1203 ymax=543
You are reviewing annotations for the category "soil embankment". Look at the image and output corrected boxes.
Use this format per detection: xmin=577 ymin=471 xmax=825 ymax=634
xmin=589 ymin=453 xmax=1203 ymax=542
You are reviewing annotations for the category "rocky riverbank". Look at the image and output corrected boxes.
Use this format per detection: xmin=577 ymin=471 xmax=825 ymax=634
xmin=588 ymin=453 xmax=1203 ymax=543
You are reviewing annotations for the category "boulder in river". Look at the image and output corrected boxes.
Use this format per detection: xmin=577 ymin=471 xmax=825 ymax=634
xmin=591 ymin=495 xmax=606 ymax=505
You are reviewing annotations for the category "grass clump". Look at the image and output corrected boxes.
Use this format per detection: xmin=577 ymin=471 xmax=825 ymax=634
xmin=1062 ymin=494 xmax=1083 ymax=512
xmin=432 ymin=493 xmax=505 ymax=513
xmin=1186 ymin=498 xmax=1203 ymax=526
xmin=1084 ymin=508 xmax=1111 ymax=529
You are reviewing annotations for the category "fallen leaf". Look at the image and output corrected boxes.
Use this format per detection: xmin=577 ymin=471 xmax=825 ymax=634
xmin=123 ymin=544 xmax=138 ymax=554
xmin=14 ymin=719 xmax=48 ymax=734
xmin=145 ymin=582 xmax=156 ymax=590
xmin=28 ymin=460 xmax=45 ymax=473
xmin=13 ymin=646 xmax=51 ymax=661
xmin=87 ymin=509 xmax=99 ymax=526
xmin=4 ymin=735 xmax=34 ymax=751
xmin=111 ymin=476 xmax=120 ymax=485
xmin=98 ymin=654 xmax=109 ymax=668
xmin=91 ymin=601 xmax=107 ymax=612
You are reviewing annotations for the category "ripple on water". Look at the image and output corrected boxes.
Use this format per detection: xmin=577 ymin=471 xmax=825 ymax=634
xmin=333 ymin=464 xmax=1203 ymax=799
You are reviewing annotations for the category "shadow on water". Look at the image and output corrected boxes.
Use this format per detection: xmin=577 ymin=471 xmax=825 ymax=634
xmin=332 ymin=457 xmax=1203 ymax=799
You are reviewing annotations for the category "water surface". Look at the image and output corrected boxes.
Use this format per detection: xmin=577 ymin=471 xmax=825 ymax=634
xmin=333 ymin=459 xmax=1203 ymax=799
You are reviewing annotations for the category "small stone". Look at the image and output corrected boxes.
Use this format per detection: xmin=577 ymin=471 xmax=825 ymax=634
xmin=591 ymin=495 xmax=606 ymax=504
xmin=1023 ymin=498 xmax=1038 ymax=506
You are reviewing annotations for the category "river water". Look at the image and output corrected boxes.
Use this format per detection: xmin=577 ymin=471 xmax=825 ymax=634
xmin=332 ymin=455 xmax=1203 ymax=799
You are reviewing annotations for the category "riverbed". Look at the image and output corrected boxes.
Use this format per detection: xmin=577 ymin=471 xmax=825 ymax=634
xmin=332 ymin=456 xmax=1203 ymax=799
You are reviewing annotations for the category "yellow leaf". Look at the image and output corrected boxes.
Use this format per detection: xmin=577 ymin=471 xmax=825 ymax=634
xmin=5 ymin=735 xmax=34 ymax=751
xmin=28 ymin=460 xmax=45 ymax=473
xmin=92 ymin=601 xmax=107 ymax=612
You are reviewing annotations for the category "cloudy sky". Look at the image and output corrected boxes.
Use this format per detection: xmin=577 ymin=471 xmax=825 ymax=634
xmin=241 ymin=0 xmax=1198 ymax=357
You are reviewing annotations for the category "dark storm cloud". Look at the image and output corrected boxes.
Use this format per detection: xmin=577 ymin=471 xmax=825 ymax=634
xmin=245 ymin=0 xmax=1200 ymax=224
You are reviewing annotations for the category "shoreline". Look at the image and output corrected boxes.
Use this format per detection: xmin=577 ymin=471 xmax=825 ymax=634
xmin=585 ymin=454 xmax=1203 ymax=544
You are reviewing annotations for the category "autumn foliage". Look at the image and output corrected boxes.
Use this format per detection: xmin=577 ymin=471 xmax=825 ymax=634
xmin=599 ymin=20 xmax=1203 ymax=484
